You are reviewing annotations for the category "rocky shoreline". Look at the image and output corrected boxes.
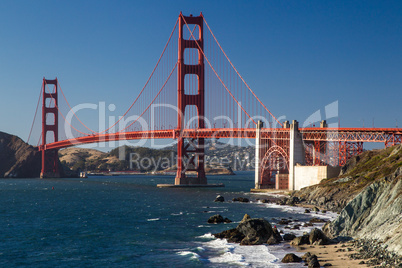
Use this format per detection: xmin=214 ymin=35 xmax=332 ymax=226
xmin=209 ymin=193 xmax=402 ymax=267
xmin=348 ymin=239 xmax=402 ymax=267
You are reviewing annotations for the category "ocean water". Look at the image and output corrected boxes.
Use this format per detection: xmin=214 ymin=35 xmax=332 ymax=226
xmin=0 ymin=172 xmax=336 ymax=267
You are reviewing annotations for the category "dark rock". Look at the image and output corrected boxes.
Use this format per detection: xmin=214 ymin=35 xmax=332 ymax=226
xmin=207 ymin=214 xmax=232 ymax=224
xmin=270 ymin=227 xmax=283 ymax=243
xmin=309 ymin=217 xmax=326 ymax=223
xmin=236 ymin=218 xmax=273 ymax=245
xmin=291 ymin=224 xmax=301 ymax=230
xmin=312 ymin=207 xmax=320 ymax=212
xmin=213 ymin=228 xmax=245 ymax=243
xmin=281 ymin=253 xmax=302 ymax=263
xmin=304 ymin=253 xmax=320 ymax=268
xmin=304 ymin=222 xmax=314 ymax=227
xmin=305 ymin=209 xmax=311 ymax=213
xmin=278 ymin=219 xmax=292 ymax=225
xmin=301 ymin=252 xmax=312 ymax=261
xmin=285 ymin=196 xmax=299 ymax=206
xmin=283 ymin=233 xmax=296 ymax=241
xmin=277 ymin=198 xmax=286 ymax=205
xmin=323 ymin=263 xmax=332 ymax=267
xmin=214 ymin=195 xmax=224 ymax=202
xmin=308 ymin=258 xmax=320 ymax=268
xmin=232 ymin=197 xmax=249 ymax=202
xmin=261 ymin=199 xmax=269 ymax=203
xmin=309 ymin=228 xmax=331 ymax=245
xmin=266 ymin=236 xmax=279 ymax=245
xmin=290 ymin=235 xmax=309 ymax=246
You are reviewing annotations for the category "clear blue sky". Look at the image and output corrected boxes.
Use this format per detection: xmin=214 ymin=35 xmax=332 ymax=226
xmin=1 ymin=0 xmax=401 ymax=146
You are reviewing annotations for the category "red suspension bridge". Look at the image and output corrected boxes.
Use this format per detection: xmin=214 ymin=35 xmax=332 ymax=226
xmin=29 ymin=13 xmax=402 ymax=189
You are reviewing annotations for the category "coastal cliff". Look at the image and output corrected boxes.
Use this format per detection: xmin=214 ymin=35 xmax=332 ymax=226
xmin=324 ymin=166 xmax=402 ymax=254
xmin=292 ymin=145 xmax=402 ymax=256
xmin=0 ymin=131 xmax=41 ymax=178
xmin=0 ymin=131 xmax=76 ymax=178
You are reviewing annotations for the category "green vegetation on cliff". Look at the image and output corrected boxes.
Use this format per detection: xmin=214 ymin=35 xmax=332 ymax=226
xmin=292 ymin=145 xmax=402 ymax=212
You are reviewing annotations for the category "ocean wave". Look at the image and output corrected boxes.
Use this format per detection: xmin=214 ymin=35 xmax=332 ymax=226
xmin=197 ymin=225 xmax=213 ymax=228
xmin=146 ymin=218 xmax=160 ymax=221
xmin=197 ymin=233 xmax=214 ymax=239
xmin=208 ymin=251 xmax=247 ymax=265
xmin=264 ymin=203 xmax=338 ymax=221
xmin=177 ymin=251 xmax=200 ymax=260
xmin=201 ymin=237 xmax=280 ymax=267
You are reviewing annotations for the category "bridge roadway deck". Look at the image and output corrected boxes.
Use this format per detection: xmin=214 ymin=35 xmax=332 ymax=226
xmin=41 ymin=128 xmax=402 ymax=150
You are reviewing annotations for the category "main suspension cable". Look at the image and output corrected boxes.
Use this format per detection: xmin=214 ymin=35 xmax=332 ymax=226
xmin=203 ymin=17 xmax=282 ymax=127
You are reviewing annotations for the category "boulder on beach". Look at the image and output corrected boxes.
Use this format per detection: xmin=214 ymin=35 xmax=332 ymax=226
xmin=207 ymin=214 xmax=232 ymax=224
xmin=290 ymin=234 xmax=309 ymax=246
xmin=283 ymin=233 xmax=296 ymax=241
xmin=214 ymin=195 xmax=224 ymax=202
xmin=309 ymin=228 xmax=331 ymax=245
xmin=303 ymin=252 xmax=320 ymax=267
xmin=290 ymin=228 xmax=331 ymax=246
xmin=281 ymin=253 xmax=302 ymax=263
xmin=308 ymin=257 xmax=320 ymax=267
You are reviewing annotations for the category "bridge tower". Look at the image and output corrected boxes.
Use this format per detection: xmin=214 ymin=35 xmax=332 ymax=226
xmin=175 ymin=13 xmax=207 ymax=185
xmin=40 ymin=78 xmax=60 ymax=178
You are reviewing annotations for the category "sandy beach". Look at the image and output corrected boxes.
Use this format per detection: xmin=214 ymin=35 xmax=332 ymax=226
xmin=296 ymin=241 xmax=366 ymax=268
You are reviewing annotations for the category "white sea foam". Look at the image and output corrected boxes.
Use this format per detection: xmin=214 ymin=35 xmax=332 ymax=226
xmin=171 ymin=211 xmax=183 ymax=216
xmin=209 ymin=251 xmax=247 ymax=265
xmin=197 ymin=233 xmax=214 ymax=239
xmin=199 ymin=235 xmax=280 ymax=267
xmin=146 ymin=218 xmax=160 ymax=221
xmin=177 ymin=251 xmax=200 ymax=260
xmin=197 ymin=225 xmax=215 ymax=228
xmin=195 ymin=246 xmax=205 ymax=252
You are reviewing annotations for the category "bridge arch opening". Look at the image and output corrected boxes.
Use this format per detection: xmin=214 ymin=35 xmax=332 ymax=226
xmin=260 ymin=145 xmax=289 ymax=189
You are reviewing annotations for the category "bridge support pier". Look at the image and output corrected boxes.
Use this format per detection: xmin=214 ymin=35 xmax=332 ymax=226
xmin=254 ymin=121 xmax=263 ymax=189
xmin=40 ymin=149 xmax=60 ymax=178
xmin=288 ymin=120 xmax=305 ymax=191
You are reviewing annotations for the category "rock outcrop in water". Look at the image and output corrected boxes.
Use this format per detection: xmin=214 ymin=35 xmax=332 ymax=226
xmin=291 ymin=145 xmax=402 ymax=256
xmin=213 ymin=215 xmax=277 ymax=245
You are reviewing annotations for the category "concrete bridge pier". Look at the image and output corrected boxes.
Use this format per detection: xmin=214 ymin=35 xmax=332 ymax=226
xmin=254 ymin=120 xmax=263 ymax=189
xmin=288 ymin=120 xmax=305 ymax=190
